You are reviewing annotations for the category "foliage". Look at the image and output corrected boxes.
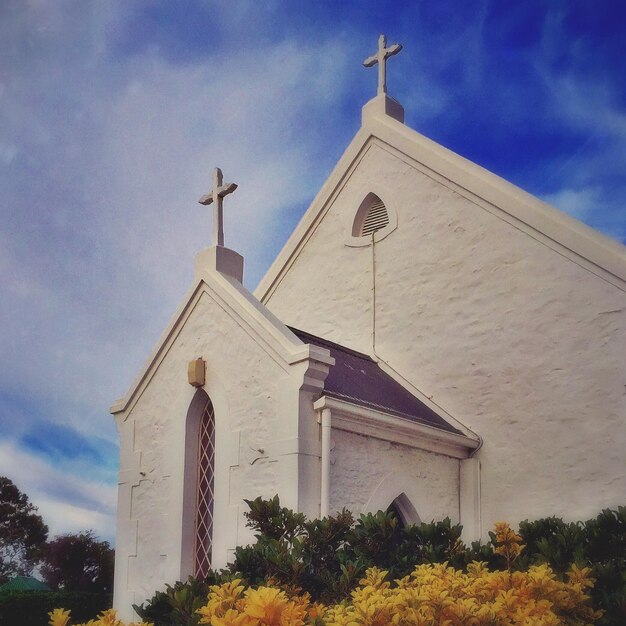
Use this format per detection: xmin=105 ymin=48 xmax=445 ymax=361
xmin=133 ymin=574 xmax=227 ymax=626
xmin=517 ymin=507 xmax=626 ymax=625
xmin=41 ymin=530 xmax=115 ymax=593
xmin=230 ymin=496 xmax=471 ymax=604
xmin=0 ymin=476 xmax=49 ymax=583
xmin=0 ymin=590 xmax=110 ymax=626
xmin=195 ymin=560 xmax=601 ymax=626
xmin=136 ymin=497 xmax=626 ymax=625
xmin=196 ymin=579 xmax=321 ymax=626
xmin=48 ymin=607 xmax=151 ymax=626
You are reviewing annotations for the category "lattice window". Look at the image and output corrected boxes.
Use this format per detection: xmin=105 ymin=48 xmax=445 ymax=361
xmin=193 ymin=399 xmax=215 ymax=578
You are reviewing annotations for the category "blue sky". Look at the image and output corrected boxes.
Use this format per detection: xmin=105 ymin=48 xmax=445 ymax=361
xmin=1 ymin=0 xmax=624 ymax=543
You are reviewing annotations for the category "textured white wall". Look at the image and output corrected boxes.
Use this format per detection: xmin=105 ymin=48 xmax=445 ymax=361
xmin=113 ymin=287 xmax=318 ymax=619
xmin=265 ymin=139 xmax=626 ymax=537
xmin=330 ymin=429 xmax=459 ymax=523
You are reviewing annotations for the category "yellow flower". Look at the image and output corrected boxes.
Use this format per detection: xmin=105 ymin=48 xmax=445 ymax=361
xmin=198 ymin=579 xmax=248 ymax=622
xmin=210 ymin=608 xmax=255 ymax=626
xmin=210 ymin=579 xmax=247 ymax=601
xmin=567 ymin=564 xmax=595 ymax=589
xmin=307 ymin=601 xmax=326 ymax=620
xmin=358 ymin=568 xmax=389 ymax=591
xmin=243 ymin=586 xmax=307 ymax=625
xmin=493 ymin=521 xmax=524 ymax=573
xmin=49 ymin=608 xmax=72 ymax=626
xmin=96 ymin=609 xmax=122 ymax=626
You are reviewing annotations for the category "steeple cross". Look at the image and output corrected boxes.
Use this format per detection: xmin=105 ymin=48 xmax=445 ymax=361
xmin=363 ymin=34 xmax=403 ymax=96
xmin=199 ymin=167 xmax=238 ymax=247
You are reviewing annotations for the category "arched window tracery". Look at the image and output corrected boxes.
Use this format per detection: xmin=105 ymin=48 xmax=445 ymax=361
xmin=193 ymin=397 xmax=215 ymax=577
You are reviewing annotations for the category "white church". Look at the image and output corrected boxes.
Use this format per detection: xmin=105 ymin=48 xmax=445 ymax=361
xmin=111 ymin=36 xmax=626 ymax=617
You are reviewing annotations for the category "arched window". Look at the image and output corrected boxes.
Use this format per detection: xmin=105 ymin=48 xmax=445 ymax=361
xmin=181 ymin=388 xmax=216 ymax=579
xmin=194 ymin=398 xmax=215 ymax=578
xmin=352 ymin=192 xmax=390 ymax=237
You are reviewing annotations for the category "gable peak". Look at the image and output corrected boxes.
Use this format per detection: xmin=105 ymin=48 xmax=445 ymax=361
xmin=362 ymin=34 xmax=405 ymax=125
xmin=195 ymin=166 xmax=244 ymax=283
xmin=362 ymin=93 xmax=404 ymax=125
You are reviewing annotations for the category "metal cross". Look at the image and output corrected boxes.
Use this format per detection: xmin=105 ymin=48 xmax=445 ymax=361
xmin=363 ymin=34 xmax=403 ymax=96
xmin=198 ymin=167 xmax=238 ymax=247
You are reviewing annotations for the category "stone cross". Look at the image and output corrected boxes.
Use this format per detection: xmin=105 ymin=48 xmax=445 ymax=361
xmin=199 ymin=167 xmax=238 ymax=247
xmin=363 ymin=34 xmax=403 ymax=96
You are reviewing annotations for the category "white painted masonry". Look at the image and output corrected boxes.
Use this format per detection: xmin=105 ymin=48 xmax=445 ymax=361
xmin=260 ymin=97 xmax=626 ymax=537
xmin=113 ymin=90 xmax=626 ymax=619
xmin=329 ymin=429 xmax=459 ymax=525
xmin=111 ymin=253 xmax=334 ymax=619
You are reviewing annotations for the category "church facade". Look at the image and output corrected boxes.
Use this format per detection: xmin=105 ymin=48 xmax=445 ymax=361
xmin=111 ymin=41 xmax=626 ymax=619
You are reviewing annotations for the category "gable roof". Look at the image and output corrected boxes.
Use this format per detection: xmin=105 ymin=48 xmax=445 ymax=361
xmin=111 ymin=258 xmax=333 ymax=416
xmin=256 ymin=95 xmax=626 ymax=302
xmin=290 ymin=326 xmax=462 ymax=435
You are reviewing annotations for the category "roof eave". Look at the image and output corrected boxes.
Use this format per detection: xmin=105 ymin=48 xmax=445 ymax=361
xmin=313 ymin=395 xmax=479 ymax=459
xmin=111 ymin=269 xmax=333 ymax=418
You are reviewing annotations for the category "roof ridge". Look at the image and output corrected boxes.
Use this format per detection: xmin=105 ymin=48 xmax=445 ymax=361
xmin=287 ymin=326 xmax=375 ymax=361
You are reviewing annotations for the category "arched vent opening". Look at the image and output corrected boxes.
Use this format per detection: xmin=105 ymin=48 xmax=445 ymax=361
xmin=194 ymin=398 xmax=215 ymax=578
xmin=352 ymin=193 xmax=390 ymax=237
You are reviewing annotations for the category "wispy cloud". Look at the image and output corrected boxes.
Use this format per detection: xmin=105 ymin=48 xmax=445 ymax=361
xmin=543 ymin=187 xmax=603 ymax=222
xmin=0 ymin=441 xmax=116 ymax=541
xmin=0 ymin=1 xmax=357 ymax=540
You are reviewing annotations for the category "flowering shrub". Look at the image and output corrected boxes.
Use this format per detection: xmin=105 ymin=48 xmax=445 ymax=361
xmin=196 ymin=580 xmax=322 ymax=626
xmin=193 ymin=522 xmax=601 ymax=625
xmin=111 ymin=502 xmax=626 ymax=625
xmin=48 ymin=607 xmax=152 ymax=626
xmin=195 ymin=559 xmax=601 ymax=626
xmin=324 ymin=563 xmax=601 ymax=626
xmin=53 ymin=523 xmax=602 ymax=625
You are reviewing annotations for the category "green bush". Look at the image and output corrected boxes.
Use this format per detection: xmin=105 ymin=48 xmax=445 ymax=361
xmin=133 ymin=574 xmax=226 ymax=626
xmin=0 ymin=590 xmax=111 ymax=626
xmin=517 ymin=507 xmax=626 ymax=626
xmin=136 ymin=497 xmax=625 ymax=626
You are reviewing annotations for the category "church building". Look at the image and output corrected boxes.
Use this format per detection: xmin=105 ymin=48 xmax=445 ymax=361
xmin=111 ymin=36 xmax=626 ymax=618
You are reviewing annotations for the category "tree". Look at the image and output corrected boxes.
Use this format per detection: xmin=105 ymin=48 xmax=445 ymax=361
xmin=0 ymin=476 xmax=49 ymax=583
xmin=41 ymin=530 xmax=114 ymax=593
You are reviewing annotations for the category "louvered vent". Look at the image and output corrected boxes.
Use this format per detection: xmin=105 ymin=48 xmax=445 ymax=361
xmin=360 ymin=197 xmax=389 ymax=236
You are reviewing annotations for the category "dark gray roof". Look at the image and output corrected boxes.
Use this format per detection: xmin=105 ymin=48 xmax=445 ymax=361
xmin=289 ymin=327 xmax=462 ymax=435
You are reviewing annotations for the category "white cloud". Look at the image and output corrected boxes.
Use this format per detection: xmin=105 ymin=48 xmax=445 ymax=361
xmin=0 ymin=1 xmax=359 ymax=538
xmin=542 ymin=187 xmax=601 ymax=222
xmin=35 ymin=498 xmax=114 ymax=542
xmin=0 ymin=441 xmax=117 ymax=541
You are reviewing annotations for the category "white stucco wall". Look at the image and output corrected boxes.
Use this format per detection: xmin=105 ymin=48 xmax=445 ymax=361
xmin=330 ymin=429 xmax=459 ymax=524
xmin=264 ymin=137 xmax=626 ymax=537
xmin=113 ymin=281 xmax=325 ymax=620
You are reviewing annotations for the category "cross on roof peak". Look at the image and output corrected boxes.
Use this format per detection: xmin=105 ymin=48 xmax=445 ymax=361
xmin=198 ymin=167 xmax=238 ymax=247
xmin=363 ymin=34 xmax=403 ymax=96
